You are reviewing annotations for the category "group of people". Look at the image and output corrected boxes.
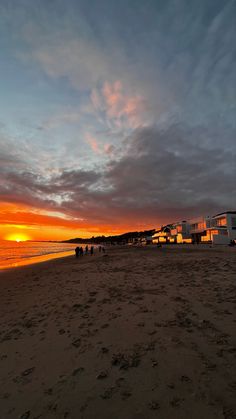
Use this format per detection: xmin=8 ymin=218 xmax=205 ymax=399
xmin=98 ymin=245 xmax=106 ymax=253
xmin=75 ymin=245 xmax=106 ymax=258
xmin=75 ymin=245 xmax=93 ymax=258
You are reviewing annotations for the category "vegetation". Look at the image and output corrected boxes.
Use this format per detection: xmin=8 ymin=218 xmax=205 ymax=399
xmin=62 ymin=229 xmax=155 ymax=244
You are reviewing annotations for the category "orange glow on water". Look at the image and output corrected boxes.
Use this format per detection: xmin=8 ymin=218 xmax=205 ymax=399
xmin=0 ymin=250 xmax=75 ymax=270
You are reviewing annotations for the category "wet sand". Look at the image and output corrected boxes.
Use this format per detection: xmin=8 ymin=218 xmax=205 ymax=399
xmin=0 ymin=245 xmax=236 ymax=419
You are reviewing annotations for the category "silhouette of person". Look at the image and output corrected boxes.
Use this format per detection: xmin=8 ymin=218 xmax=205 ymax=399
xmin=75 ymin=247 xmax=80 ymax=258
xmin=90 ymin=246 xmax=94 ymax=255
xmin=85 ymin=245 xmax=88 ymax=254
xmin=80 ymin=246 xmax=84 ymax=256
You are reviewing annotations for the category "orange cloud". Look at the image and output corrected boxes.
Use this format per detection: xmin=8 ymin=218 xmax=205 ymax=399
xmin=91 ymin=80 xmax=146 ymax=129
xmin=85 ymin=133 xmax=101 ymax=154
xmin=0 ymin=201 xmax=144 ymax=241
xmin=85 ymin=133 xmax=114 ymax=156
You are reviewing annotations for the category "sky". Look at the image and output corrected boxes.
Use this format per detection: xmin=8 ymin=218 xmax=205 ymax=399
xmin=0 ymin=0 xmax=235 ymax=241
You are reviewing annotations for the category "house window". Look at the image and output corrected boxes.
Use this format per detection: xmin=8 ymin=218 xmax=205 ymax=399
xmin=211 ymin=230 xmax=219 ymax=235
xmin=216 ymin=217 xmax=227 ymax=226
xmin=201 ymin=231 xmax=211 ymax=242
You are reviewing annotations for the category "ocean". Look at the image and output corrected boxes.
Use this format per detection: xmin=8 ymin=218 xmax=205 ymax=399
xmin=0 ymin=241 xmax=82 ymax=270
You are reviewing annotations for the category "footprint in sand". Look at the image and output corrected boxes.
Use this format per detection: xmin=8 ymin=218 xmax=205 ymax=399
xmin=170 ymin=397 xmax=184 ymax=407
xmin=148 ymin=401 xmax=160 ymax=410
xmin=180 ymin=375 xmax=192 ymax=382
xmin=72 ymin=367 xmax=84 ymax=376
xmin=96 ymin=370 xmax=108 ymax=379
xmin=120 ymin=390 xmax=132 ymax=400
xmin=100 ymin=347 xmax=109 ymax=354
xmin=44 ymin=388 xmax=53 ymax=395
xmin=22 ymin=367 xmax=35 ymax=376
xmin=20 ymin=412 xmax=31 ymax=419
xmin=99 ymin=387 xmax=114 ymax=399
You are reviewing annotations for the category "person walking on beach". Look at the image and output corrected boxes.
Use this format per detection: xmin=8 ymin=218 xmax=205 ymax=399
xmin=80 ymin=247 xmax=84 ymax=256
xmin=75 ymin=247 xmax=80 ymax=258
xmin=85 ymin=245 xmax=88 ymax=254
xmin=99 ymin=245 xmax=102 ymax=253
xmin=90 ymin=246 xmax=94 ymax=256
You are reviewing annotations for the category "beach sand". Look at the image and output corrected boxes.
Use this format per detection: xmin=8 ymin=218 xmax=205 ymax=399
xmin=0 ymin=245 xmax=236 ymax=419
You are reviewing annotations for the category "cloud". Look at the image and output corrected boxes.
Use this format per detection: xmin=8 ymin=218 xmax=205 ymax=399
xmin=10 ymin=0 xmax=234 ymax=148
xmin=30 ymin=39 xmax=111 ymax=90
xmin=85 ymin=133 xmax=101 ymax=154
xmin=106 ymin=125 xmax=236 ymax=214
xmin=90 ymin=81 xmax=148 ymax=130
xmin=85 ymin=132 xmax=117 ymax=157
xmin=1 ymin=124 xmax=235 ymax=231
xmin=79 ymin=124 xmax=236 ymax=225
xmin=3 ymin=1 xmax=235 ymax=132
xmin=41 ymin=108 xmax=82 ymax=130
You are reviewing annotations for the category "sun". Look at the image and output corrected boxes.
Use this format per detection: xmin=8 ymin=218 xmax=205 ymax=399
xmin=5 ymin=233 xmax=30 ymax=242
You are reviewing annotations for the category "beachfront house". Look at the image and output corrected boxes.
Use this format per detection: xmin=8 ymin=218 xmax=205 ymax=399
xmin=152 ymin=222 xmax=191 ymax=244
xmin=168 ymin=221 xmax=192 ymax=243
xmin=189 ymin=216 xmax=211 ymax=243
xmin=152 ymin=226 xmax=172 ymax=243
xmin=152 ymin=211 xmax=236 ymax=245
xmin=189 ymin=211 xmax=236 ymax=244
xmin=210 ymin=211 xmax=236 ymax=243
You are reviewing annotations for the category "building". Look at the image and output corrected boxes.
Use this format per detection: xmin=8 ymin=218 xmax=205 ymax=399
xmin=153 ymin=211 xmax=236 ymax=245
xmin=210 ymin=211 xmax=236 ymax=243
xmin=169 ymin=221 xmax=192 ymax=243
xmin=152 ymin=226 xmax=172 ymax=244
xmin=189 ymin=216 xmax=211 ymax=243
xmin=187 ymin=211 xmax=236 ymax=244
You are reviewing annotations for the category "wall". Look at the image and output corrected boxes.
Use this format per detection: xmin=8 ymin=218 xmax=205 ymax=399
xmin=212 ymin=235 xmax=230 ymax=245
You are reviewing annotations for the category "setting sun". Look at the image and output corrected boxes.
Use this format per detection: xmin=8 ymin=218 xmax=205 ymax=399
xmin=5 ymin=233 xmax=31 ymax=242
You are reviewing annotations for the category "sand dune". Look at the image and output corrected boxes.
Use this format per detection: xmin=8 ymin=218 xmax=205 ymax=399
xmin=0 ymin=245 xmax=236 ymax=419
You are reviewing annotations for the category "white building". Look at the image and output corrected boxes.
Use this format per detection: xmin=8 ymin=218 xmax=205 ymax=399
xmin=189 ymin=211 xmax=236 ymax=244
xmin=153 ymin=211 xmax=236 ymax=245
xmin=211 ymin=211 xmax=236 ymax=243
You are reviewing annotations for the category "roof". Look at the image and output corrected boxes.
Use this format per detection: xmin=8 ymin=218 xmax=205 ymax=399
xmin=213 ymin=211 xmax=236 ymax=217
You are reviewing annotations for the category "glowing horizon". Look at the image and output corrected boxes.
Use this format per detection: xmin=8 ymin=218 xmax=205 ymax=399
xmin=5 ymin=233 xmax=31 ymax=242
xmin=0 ymin=202 xmax=153 ymax=241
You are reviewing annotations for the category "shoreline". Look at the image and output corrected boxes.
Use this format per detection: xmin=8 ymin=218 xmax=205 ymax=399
xmin=0 ymin=250 xmax=75 ymax=271
xmin=0 ymin=250 xmax=103 ymax=281
xmin=0 ymin=242 xmax=234 ymax=272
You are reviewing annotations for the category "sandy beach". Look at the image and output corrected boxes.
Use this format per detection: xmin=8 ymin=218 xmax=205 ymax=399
xmin=0 ymin=245 xmax=236 ymax=419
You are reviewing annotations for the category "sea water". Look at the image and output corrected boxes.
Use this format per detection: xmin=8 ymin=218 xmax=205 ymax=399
xmin=0 ymin=241 xmax=81 ymax=269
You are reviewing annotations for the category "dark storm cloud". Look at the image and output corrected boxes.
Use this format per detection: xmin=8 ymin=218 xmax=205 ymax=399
xmin=0 ymin=166 xmax=100 ymax=209
xmin=1 ymin=124 xmax=235 ymax=226
xmin=105 ymin=125 xmax=236 ymax=213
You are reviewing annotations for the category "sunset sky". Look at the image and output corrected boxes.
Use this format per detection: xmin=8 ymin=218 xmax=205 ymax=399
xmin=0 ymin=0 xmax=235 ymax=241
